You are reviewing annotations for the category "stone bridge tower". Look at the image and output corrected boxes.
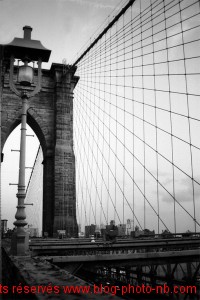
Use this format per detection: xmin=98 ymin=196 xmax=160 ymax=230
xmin=1 ymin=58 xmax=79 ymax=237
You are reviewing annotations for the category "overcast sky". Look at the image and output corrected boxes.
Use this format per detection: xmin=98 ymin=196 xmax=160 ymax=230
xmin=0 ymin=0 xmax=125 ymax=66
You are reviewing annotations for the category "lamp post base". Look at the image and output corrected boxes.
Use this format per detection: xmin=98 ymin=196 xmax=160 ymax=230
xmin=11 ymin=228 xmax=29 ymax=256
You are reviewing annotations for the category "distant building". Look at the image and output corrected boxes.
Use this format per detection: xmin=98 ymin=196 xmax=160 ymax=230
xmin=101 ymin=228 xmax=106 ymax=237
xmin=182 ymin=230 xmax=193 ymax=237
xmin=28 ymin=227 xmax=39 ymax=238
xmin=100 ymin=223 xmax=106 ymax=229
xmin=78 ymin=232 xmax=85 ymax=238
xmin=78 ymin=224 xmax=81 ymax=233
xmin=161 ymin=229 xmax=173 ymax=238
xmin=95 ymin=225 xmax=100 ymax=231
xmin=94 ymin=230 xmax=101 ymax=238
xmin=131 ymin=226 xmax=155 ymax=238
xmin=117 ymin=224 xmax=126 ymax=236
xmin=132 ymin=225 xmax=144 ymax=237
xmin=126 ymin=219 xmax=132 ymax=235
xmin=104 ymin=221 xmax=118 ymax=241
xmin=85 ymin=224 xmax=96 ymax=237
xmin=1 ymin=219 xmax=8 ymax=237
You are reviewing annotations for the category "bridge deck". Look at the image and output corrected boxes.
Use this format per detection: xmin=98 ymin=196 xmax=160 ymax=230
xmin=30 ymin=237 xmax=200 ymax=255
xmin=3 ymin=247 xmax=123 ymax=300
xmin=44 ymin=249 xmax=199 ymax=264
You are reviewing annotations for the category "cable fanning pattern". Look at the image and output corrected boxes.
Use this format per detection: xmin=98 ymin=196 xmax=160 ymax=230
xmin=74 ymin=0 xmax=200 ymax=233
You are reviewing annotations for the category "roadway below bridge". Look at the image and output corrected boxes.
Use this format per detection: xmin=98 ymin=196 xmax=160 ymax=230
xmin=29 ymin=236 xmax=200 ymax=257
xmin=29 ymin=236 xmax=200 ymax=298
xmin=43 ymin=249 xmax=199 ymax=265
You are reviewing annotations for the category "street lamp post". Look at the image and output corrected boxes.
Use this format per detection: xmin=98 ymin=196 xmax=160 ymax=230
xmin=11 ymin=91 xmax=29 ymax=255
xmin=2 ymin=26 xmax=51 ymax=255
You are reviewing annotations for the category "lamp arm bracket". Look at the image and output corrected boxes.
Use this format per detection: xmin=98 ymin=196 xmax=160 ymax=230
xmin=9 ymin=56 xmax=21 ymax=97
